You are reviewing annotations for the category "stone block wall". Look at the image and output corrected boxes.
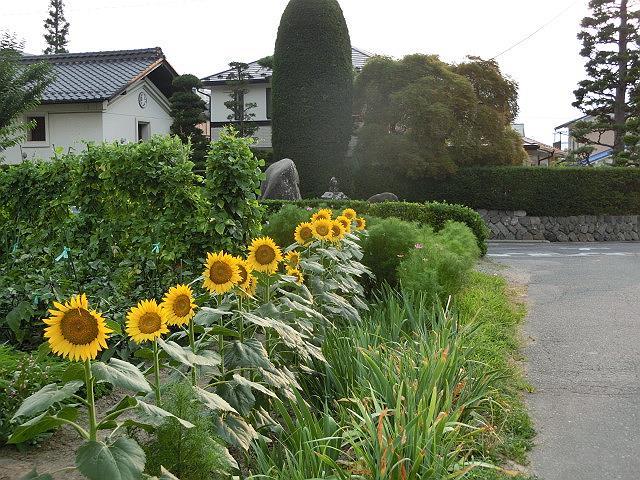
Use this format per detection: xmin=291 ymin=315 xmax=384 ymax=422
xmin=477 ymin=209 xmax=640 ymax=242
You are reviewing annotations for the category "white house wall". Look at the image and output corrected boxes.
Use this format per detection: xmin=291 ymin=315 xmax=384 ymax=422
xmin=1 ymin=103 xmax=103 ymax=164
xmin=211 ymin=125 xmax=272 ymax=149
xmin=103 ymin=80 xmax=172 ymax=142
xmin=209 ymin=83 xmax=269 ymax=123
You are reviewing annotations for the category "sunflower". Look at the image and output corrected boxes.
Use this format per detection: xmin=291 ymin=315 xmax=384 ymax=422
xmin=44 ymin=294 xmax=112 ymax=362
xmin=203 ymin=251 xmax=241 ymax=294
xmin=126 ymin=299 xmax=169 ymax=344
xmin=242 ymin=274 xmax=258 ymax=297
xmin=342 ymin=208 xmax=357 ymax=220
xmin=312 ymin=218 xmax=333 ymax=240
xmin=285 ymin=250 xmax=300 ymax=268
xmin=311 ymin=208 xmax=332 ymax=222
xmin=161 ymin=284 xmax=197 ymax=327
xmin=286 ymin=267 xmax=304 ymax=285
xmin=336 ymin=215 xmax=352 ymax=233
xmin=355 ymin=217 xmax=366 ymax=231
xmin=294 ymin=222 xmax=315 ymax=245
xmin=235 ymin=257 xmax=253 ymax=290
xmin=330 ymin=220 xmax=346 ymax=242
xmin=247 ymin=237 xmax=283 ymax=274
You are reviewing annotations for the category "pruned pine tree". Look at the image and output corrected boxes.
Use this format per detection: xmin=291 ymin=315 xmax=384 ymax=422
xmin=223 ymin=62 xmax=258 ymax=139
xmin=43 ymin=0 xmax=70 ymax=54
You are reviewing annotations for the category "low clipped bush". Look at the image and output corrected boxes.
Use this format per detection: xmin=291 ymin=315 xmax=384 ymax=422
xmin=398 ymin=221 xmax=480 ymax=302
xmin=263 ymin=199 xmax=488 ymax=255
xmin=262 ymin=204 xmax=311 ymax=247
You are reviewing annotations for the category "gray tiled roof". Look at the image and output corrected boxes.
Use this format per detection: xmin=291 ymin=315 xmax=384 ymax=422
xmin=20 ymin=48 xmax=172 ymax=103
xmin=202 ymin=46 xmax=374 ymax=84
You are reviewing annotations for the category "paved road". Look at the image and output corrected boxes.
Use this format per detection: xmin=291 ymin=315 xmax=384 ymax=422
xmin=488 ymin=242 xmax=640 ymax=480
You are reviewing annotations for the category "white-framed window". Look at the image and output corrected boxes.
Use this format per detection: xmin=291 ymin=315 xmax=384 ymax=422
xmin=137 ymin=120 xmax=151 ymax=141
xmin=24 ymin=113 xmax=49 ymax=145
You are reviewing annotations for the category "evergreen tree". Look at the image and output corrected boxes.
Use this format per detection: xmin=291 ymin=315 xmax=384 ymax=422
xmin=169 ymin=74 xmax=210 ymax=172
xmin=272 ymin=0 xmax=353 ymax=197
xmin=43 ymin=0 xmax=70 ymax=54
xmin=572 ymin=0 xmax=640 ymax=163
xmin=223 ymin=62 xmax=258 ymax=138
xmin=0 ymin=32 xmax=53 ymax=155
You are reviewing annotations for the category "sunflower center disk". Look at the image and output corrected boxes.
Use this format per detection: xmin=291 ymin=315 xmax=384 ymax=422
xmin=301 ymin=227 xmax=313 ymax=240
xmin=210 ymin=261 xmax=233 ymax=284
xmin=60 ymin=308 xmax=99 ymax=345
xmin=331 ymin=226 xmax=340 ymax=236
xmin=172 ymin=295 xmax=191 ymax=317
xmin=237 ymin=265 xmax=248 ymax=284
xmin=255 ymin=245 xmax=276 ymax=265
xmin=316 ymin=225 xmax=329 ymax=236
xmin=138 ymin=312 xmax=162 ymax=334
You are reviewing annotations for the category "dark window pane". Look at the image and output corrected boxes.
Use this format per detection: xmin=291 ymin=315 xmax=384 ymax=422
xmin=266 ymin=87 xmax=272 ymax=119
xmin=27 ymin=116 xmax=46 ymax=142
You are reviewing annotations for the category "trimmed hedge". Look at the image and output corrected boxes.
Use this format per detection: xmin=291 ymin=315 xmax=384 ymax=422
xmin=353 ymin=166 xmax=640 ymax=216
xmin=262 ymin=199 xmax=489 ymax=255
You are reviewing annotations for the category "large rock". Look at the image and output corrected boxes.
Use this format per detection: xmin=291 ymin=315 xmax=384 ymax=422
xmin=260 ymin=159 xmax=301 ymax=200
xmin=367 ymin=192 xmax=398 ymax=203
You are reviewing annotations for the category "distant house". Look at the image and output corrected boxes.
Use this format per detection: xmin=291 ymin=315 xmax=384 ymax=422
xmin=201 ymin=47 xmax=374 ymax=149
xmin=512 ymin=123 xmax=565 ymax=166
xmin=554 ymin=115 xmax=614 ymax=165
xmin=3 ymin=48 xmax=177 ymax=165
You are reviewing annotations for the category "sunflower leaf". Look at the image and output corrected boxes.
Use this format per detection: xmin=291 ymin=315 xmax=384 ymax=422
xmin=224 ymin=338 xmax=274 ymax=370
xmin=193 ymin=306 xmax=232 ymax=326
xmin=92 ymin=358 xmax=152 ymax=394
xmin=218 ymin=381 xmax=255 ymax=416
xmin=213 ymin=414 xmax=260 ymax=451
xmin=157 ymin=338 xmax=221 ymax=367
xmin=9 ymin=407 xmax=78 ymax=444
xmin=19 ymin=468 xmax=53 ymax=480
xmin=193 ymin=385 xmax=238 ymax=413
xmin=232 ymin=373 xmax=277 ymax=398
xmin=76 ymin=437 xmax=146 ymax=480
xmin=11 ymin=381 xmax=83 ymax=420
xmin=133 ymin=400 xmax=194 ymax=429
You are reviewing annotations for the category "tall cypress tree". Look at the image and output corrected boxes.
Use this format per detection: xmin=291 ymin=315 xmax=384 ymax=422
xmin=43 ymin=0 xmax=70 ymax=54
xmin=572 ymin=0 xmax=640 ymax=163
xmin=272 ymin=0 xmax=353 ymax=197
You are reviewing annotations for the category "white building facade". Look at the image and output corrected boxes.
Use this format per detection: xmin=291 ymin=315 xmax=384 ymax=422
xmin=2 ymin=48 xmax=177 ymax=165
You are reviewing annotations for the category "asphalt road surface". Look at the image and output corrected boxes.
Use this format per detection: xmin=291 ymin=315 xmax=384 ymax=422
xmin=487 ymin=242 xmax=640 ymax=480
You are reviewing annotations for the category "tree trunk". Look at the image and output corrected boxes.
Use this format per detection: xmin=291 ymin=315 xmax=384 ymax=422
xmin=614 ymin=0 xmax=629 ymax=155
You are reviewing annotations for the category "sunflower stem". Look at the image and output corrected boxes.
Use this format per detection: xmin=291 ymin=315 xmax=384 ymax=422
xmin=83 ymin=359 xmax=97 ymax=442
xmin=188 ymin=317 xmax=197 ymax=386
xmin=152 ymin=339 xmax=161 ymax=406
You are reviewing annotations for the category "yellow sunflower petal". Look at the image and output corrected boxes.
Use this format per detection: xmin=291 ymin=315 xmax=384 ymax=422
xmin=126 ymin=299 xmax=169 ymax=344
xmin=247 ymin=237 xmax=283 ymax=274
xmin=312 ymin=218 xmax=333 ymax=240
xmin=161 ymin=284 xmax=197 ymax=327
xmin=202 ymin=251 xmax=241 ymax=295
xmin=294 ymin=222 xmax=315 ymax=246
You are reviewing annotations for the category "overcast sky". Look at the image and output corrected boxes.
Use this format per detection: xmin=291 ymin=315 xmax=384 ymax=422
xmin=3 ymin=0 xmax=589 ymax=144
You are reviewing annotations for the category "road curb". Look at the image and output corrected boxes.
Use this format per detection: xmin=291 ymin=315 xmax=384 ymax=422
xmin=488 ymin=240 xmax=551 ymax=244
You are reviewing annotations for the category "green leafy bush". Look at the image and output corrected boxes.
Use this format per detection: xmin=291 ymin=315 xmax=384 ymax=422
xmin=360 ymin=217 xmax=421 ymax=285
xmin=141 ymin=381 xmax=229 ymax=480
xmin=262 ymin=204 xmax=311 ymax=248
xmin=263 ymin=199 xmax=489 ymax=255
xmin=398 ymin=221 xmax=480 ymax=301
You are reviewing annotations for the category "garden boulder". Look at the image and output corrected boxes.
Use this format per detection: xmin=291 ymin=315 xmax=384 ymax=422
xmin=367 ymin=192 xmax=398 ymax=203
xmin=260 ymin=158 xmax=302 ymax=200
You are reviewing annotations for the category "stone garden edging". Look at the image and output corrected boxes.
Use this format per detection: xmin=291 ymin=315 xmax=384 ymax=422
xmin=477 ymin=209 xmax=640 ymax=242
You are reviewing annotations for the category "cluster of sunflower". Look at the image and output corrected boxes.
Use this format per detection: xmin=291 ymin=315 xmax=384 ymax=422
xmin=294 ymin=207 xmax=365 ymax=246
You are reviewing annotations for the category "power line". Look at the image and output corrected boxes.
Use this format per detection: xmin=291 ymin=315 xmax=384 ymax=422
xmin=490 ymin=0 xmax=580 ymax=60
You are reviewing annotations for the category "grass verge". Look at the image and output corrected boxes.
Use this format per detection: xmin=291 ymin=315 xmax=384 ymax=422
xmin=457 ymin=271 xmax=535 ymax=479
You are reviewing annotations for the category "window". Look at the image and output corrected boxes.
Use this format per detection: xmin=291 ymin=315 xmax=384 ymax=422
xmin=137 ymin=121 xmax=150 ymax=141
xmin=27 ymin=115 xmax=46 ymax=142
xmin=266 ymin=87 xmax=272 ymax=119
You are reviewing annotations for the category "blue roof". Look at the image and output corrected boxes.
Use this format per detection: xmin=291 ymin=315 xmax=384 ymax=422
xmin=20 ymin=48 xmax=177 ymax=103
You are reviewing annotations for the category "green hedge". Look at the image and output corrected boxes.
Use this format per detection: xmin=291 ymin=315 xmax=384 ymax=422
xmin=262 ymin=199 xmax=489 ymax=255
xmin=353 ymin=166 xmax=640 ymax=216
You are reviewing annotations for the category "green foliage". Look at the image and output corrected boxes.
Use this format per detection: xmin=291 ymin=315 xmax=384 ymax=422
xmin=0 ymin=41 xmax=53 ymax=153
xmin=262 ymin=199 xmax=489 ymax=255
xmin=361 ymin=218 xmax=421 ymax=285
xmin=205 ymin=127 xmax=265 ymax=251
xmin=223 ymin=62 xmax=258 ymax=138
xmin=43 ymin=0 xmax=69 ymax=54
xmin=169 ymin=74 xmax=210 ymax=172
xmin=398 ymin=221 xmax=480 ymax=302
xmin=272 ymin=0 xmax=353 ymax=196
xmin=262 ymin=204 xmax=312 ymax=247
xmin=352 ymin=54 xmax=525 ymax=184
xmin=142 ymin=381 xmax=229 ymax=480
xmin=573 ymin=0 xmax=640 ymax=160
xmin=0 ymin=346 xmax=66 ymax=444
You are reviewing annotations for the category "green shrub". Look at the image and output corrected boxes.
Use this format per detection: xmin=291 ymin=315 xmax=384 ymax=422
xmin=272 ymin=0 xmax=353 ymax=196
xmin=361 ymin=217 xmax=421 ymax=285
xmin=263 ymin=199 xmax=489 ymax=255
xmin=398 ymin=221 xmax=480 ymax=302
xmin=262 ymin=204 xmax=311 ymax=247
xmin=141 ymin=381 xmax=229 ymax=480
xmin=0 ymin=345 xmax=66 ymax=444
